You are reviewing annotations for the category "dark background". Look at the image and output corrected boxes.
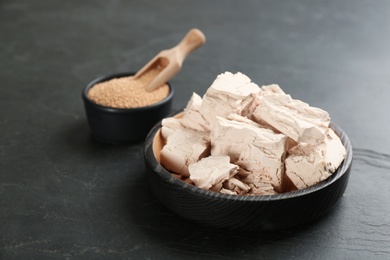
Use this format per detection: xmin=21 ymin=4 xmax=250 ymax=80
xmin=1 ymin=0 xmax=389 ymax=259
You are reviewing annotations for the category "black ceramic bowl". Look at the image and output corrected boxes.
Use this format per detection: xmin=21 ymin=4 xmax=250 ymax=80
xmin=144 ymin=114 xmax=353 ymax=231
xmin=82 ymin=72 xmax=174 ymax=143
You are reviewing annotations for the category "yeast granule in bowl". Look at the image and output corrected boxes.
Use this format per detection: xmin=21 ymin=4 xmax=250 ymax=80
xmin=82 ymin=70 xmax=174 ymax=143
xmin=87 ymin=67 xmax=170 ymax=109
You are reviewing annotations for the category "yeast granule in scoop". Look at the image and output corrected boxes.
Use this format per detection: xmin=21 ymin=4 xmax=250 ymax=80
xmin=88 ymin=67 xmax=170 ymax=109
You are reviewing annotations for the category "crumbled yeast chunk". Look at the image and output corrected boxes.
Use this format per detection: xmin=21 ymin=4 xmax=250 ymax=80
xmin=160 ymin=128 xmax=210 ymax=177
xmin=161 ymin=92 xmax=208 ymax=139
xmin=200 ymin=72 xmax=260 ymax=128
xmin=188 ymin=155 xmax=238 ymax=190
xmin=180 ymin=92 xmax=208 ymax=132
xmin=223 ymin=177 xmax=251 ymax=195
xmin=242 ymin=84 xmax=285 ymax=121
xmin=285 ymin=128 xmax=346 ymax=189
xmin=211 ymin=116 xmax=287 ymax=192
xmin=261 ymin=84 xmax=286 ymax=95
xmin=159 ymin=71 xmax=347 ymax=195
xmin=252 ymin=90 xmax=330 ymax=145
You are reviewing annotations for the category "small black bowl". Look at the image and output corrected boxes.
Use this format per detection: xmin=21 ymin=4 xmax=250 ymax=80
xmin=144 ymin=114 xmax=353 ymax=231
xmin=82 ymin=72 xmax=174 ymax=143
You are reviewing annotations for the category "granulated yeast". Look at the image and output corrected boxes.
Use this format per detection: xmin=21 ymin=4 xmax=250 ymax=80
xmin=88 ymin=67 xmax=170 ymax=109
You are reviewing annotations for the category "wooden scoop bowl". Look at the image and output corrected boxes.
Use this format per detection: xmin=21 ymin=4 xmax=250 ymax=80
xmin=135 ymin=28 xmax=206 ymax=92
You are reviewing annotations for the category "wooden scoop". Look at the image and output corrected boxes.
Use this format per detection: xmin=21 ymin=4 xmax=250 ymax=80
xmin=135 ymin=28 xmax=206 ymax=92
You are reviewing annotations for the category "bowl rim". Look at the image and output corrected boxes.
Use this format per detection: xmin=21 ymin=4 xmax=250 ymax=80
xmin=82 ymin=71 xmax=174 ymax=113
xmin=144 ymin=112 xmax=353 ymax=202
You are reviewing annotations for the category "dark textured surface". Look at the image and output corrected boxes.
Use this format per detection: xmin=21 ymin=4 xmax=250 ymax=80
xmin=1 ymin=0 xmax=389 ymax=259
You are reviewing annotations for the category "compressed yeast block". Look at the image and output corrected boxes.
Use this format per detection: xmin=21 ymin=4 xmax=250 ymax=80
xmin=179 ymin=92 xmax=209 ymax=132
xmin=285 ymin=128 xmax=346 ymax=190
xmin=200 ymin=72 xmax=261 ymax=128
xmin=160 ymin=128 xmax=210 ymax=177
xmin=161 ymin=93 xmax=208 ymax=139
xmin=211 ymin=116 xmax=287 ymax=191
xmin=188 ymin=155 xmax=238 ymax=190
xmin=253 ymin=91 xmax=330 ymax=145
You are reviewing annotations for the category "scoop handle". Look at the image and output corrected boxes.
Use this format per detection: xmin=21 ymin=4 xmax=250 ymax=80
xmin=175 ymin=28 xmax=206 ymax=64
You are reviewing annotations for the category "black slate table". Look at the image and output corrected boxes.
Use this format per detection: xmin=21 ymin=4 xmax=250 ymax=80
xmin=1 ymin=0 xmax=389 ymax=259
